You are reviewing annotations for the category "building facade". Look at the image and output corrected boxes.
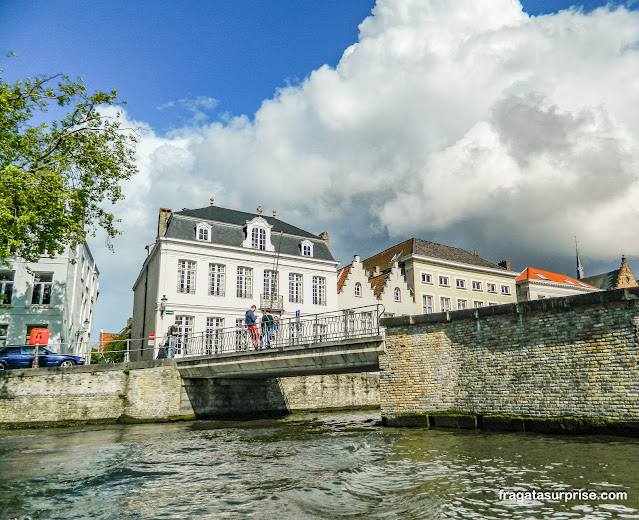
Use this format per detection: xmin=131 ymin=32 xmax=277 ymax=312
xmin=516 ymin=267 xmax=599 ymax=301
xmin=361 ymin=238 xmax=518 ymax=315
xmin=0 ymin=244 xmax=99 ymax=356
xmin=131 ymin=204 xmax=339 ymax=360
xmin=337 ymin=255 xmax=414 ymax=317
xmin=581 ymin=256 xmax=638 ymax=290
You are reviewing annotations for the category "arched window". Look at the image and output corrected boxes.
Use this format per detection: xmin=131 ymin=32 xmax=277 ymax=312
xmin=394 ymin=287 xmax=401 ymax=302
xmin=354 ymin=282 xmax=361 ymax=297
xmin=195 ymin=222 xmax=212 ymax=242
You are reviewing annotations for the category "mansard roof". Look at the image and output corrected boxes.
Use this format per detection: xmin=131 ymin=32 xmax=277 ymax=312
xmin=163 ymin=205 xmax=335 ymax=262
xmin=581 ymin=271 xmax=619 ymax=290
xmin=362 ymin=238 xmax=504 ymax=273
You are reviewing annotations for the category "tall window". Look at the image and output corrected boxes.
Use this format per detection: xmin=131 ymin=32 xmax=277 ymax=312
xmin=440 ymin=297 xmax=451 ymax=312
xmin=354 ymin=282 xmax=362 ymax=297
xmin=0 ymin=271 xmax=15 ymax=305
xmin=289 ymin=273 xmax=303 ymax=303
xmin=264 ymin=270 xmax=278 ymax=298
xmin=208 ymin=264 xmax=225 ymax=296
xmin=177 ymin=260 xmax=196 ymax=294
xmin=205 ymin=317 xmax=224 ymax=354
xmin=457 ymin=299 xmax=468 ymax=310
xmin=302 ymin=244 xmax=312 ymax=256
xmin=252 ymin=227 xmax=266 ymax=250
xmin=198 ymin=228 xmax=209 ymax=241
xmin=237 ymin=267 xmax=253 ymax=298
xmin=176 ymin=315 xmax=194 ymax=355
xmin=312 ymin=276 xmax=326 ymax=305
xmin=394 ymin=288 xmax=401 ymax=302
xmin=32 ymin=272 xmax=53 ymax=305
xmin=0 ymin=324 xmax=7 ymax=346
xmin=422 ymin=295 xmax=434 ymax=314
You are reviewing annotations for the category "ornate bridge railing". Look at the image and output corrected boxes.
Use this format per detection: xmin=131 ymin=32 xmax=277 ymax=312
xmin=174 ymin=305 xmax=384 ymax=357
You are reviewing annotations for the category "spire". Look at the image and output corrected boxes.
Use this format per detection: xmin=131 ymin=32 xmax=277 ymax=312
xmin=575 ymin=236 xmax=584 ymax=280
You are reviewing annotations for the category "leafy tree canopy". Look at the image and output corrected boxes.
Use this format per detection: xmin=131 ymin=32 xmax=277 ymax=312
xmin=0 ymin=61 xmax=138 ymax=265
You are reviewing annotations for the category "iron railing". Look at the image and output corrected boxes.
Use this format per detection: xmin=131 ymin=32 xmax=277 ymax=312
xmin=171 ymin=304 xmax=384 ymax=357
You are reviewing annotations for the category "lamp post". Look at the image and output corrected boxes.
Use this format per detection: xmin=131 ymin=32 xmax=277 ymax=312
xmin=160 ymin=295 xmax=168 ymax=317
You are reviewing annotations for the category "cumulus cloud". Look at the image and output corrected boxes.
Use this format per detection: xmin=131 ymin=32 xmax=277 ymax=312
xmin=90 ymin=0 xmax=639 ymax=331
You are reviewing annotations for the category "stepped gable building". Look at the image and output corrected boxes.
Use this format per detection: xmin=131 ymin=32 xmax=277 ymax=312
xmin=131 ymin=202 xmax=338 ymax=361
xmin=359 ymin=238 xmax=518 ymax=315
xmin=0 ymin=244 xmax=98 ymax=356
xmin=337 ymin=255 xmax=414 ymax=317
xmin=516 ymin=267 xmax=599 ymax=302
xmin=581 ymin=256 xmax=638 ymax=290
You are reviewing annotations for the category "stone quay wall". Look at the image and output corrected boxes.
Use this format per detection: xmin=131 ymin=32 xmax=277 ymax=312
xmin=0 ymin=362 xmax=379 ymax=428
xmin=379 ymin=288 xmax=639 ymax=434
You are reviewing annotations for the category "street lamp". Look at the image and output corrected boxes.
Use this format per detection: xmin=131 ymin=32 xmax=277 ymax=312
xmin=160 ymin=295 xmax=168 ymax=316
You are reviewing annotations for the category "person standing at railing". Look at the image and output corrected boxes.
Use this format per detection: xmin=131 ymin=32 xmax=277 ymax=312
xmin=167 ymin=321 xmax=179 ymax=358
xmin=245 ymin=305 xmax=260 ymax=349
xmin=261 ymin=308 xmax=274 ymax=348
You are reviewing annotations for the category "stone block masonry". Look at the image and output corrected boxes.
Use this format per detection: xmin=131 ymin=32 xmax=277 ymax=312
xmin=0 ymin=361 xmax=379 ymax=428
xmin=379 ymin=288 xmax=639 ymax=435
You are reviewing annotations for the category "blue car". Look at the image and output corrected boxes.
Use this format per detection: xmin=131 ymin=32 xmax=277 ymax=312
xmin=0 ymin=345 xmax=85 ymax=370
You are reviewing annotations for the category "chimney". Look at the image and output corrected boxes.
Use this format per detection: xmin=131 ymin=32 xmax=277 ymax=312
xmin=319 ymin=231 xmax=329 ymax=249
xmin=157 ymin=208 xmax=172 ymax=238
xmin=374 ymin=266 xmax=381 ymax=276
xmin=498 ymin=260 xmax=511 ymax=270
xmin=353 ymin=254 xmax=360 ymax=263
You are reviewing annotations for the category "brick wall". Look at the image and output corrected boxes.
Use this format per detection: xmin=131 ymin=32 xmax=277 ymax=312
xmin=379 ymin=288 xmax=639 ymax=432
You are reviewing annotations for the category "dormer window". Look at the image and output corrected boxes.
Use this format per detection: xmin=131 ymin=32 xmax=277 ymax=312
xmin=300 ymin=239 xmax=314 ymax=257
xmin=242 ymin=216 xmax=275 ymax=252
xmin=252 ymin=227 xmax=266 ymax=250
xmin=195 ymin=222 xmax=212 ymax=242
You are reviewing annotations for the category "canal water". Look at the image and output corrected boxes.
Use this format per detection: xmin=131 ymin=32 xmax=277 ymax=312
xmin=0 ymin=411 xmax=637 ymax=520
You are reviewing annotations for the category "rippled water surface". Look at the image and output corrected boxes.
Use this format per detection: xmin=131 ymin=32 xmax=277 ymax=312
xmin=0 ymin=411 xmax=638 ymax=519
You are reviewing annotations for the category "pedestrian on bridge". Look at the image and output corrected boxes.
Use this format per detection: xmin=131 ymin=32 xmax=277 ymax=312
xmin=167 ymin=321 xmax=179 ymax=358
xmin=245 ymin=305 xmax=260 ymax=349
xmin=261 ymin=308 xmax=274 ymax=348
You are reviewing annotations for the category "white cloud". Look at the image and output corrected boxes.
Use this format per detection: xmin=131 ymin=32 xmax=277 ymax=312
xmin=89 ymin=0 xmax=639 ymax=332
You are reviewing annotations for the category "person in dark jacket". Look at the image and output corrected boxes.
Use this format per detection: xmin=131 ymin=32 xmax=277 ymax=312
xmin=261 ymin=308 xmax=274 ymax=348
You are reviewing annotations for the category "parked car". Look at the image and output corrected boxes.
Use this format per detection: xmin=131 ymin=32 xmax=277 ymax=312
xmin=0 ymin=345 xmax=85 ymax=370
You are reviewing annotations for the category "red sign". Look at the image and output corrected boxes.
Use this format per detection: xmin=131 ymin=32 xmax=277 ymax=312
xmin=148 ymin=333 xmax=155 ymax=346
xmin=29 ymin=328 xmax=50 ymax=346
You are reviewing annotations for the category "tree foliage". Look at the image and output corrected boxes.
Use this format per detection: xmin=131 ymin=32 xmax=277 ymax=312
xmin=0 ymin=64 xmax=138 ymax=264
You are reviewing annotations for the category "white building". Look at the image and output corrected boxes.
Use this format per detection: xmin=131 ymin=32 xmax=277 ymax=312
xmin=337 ymin=255 xmax=414 ymax=317
xmin=516 ymin=267 xmax=599 ymax=301
xmin=131 ymin=204 xmax=339 ymax=360
xmin=0 ymin=244 xmax=99 ymax=355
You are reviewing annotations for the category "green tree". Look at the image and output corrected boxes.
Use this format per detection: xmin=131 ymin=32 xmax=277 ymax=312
xmin=0 ymin=64 xmax=138 ymax=264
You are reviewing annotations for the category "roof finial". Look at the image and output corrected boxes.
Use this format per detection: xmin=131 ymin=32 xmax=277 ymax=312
xmin=257 ymin=205 xmax=262 ymax=215
xmin=210 ymin=197 xmax=214 ymax=206
xmin=273 ymin=209 xmax=277 ymax=218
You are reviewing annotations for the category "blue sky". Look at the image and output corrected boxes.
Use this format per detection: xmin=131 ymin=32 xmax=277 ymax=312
xmin=2 ymin=0 xmax=638 ymax=335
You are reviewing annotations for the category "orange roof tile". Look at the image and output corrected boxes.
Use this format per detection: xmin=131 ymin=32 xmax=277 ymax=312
xmin=337 ymin=265 xmax=351 ymax=293
xmin=516 ymin=267 xmax=598 ymax=289
xmin=369 ymin=273 xmax=390 ymax=299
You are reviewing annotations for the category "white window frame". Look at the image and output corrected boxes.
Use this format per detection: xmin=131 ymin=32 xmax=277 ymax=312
xmin=264 ymin=270 xmax=278 ymax=298
xmin=289 ymin=273 xmax=303 ymax=303
xmin=455 ymin=278 xmax=467 ymax=290
xmin=501 ymin=285 xmax=511 ymax=296
xmin=457 ymin=298 xmax=468 ymax=310
xmin=205 ymin=317 xmax=224 ymax=353
xmin=487 ymin=282 xmax=497 ymax=294
xmin=32 ymin=272 xmax=53 ymax=305
xmin=0 ymin=270 xmax=15 ymax=305
xmin=252 ymin=227 xmax=267 ymax=250
xmin=176 ymin=315 xmax=194 ymax=355
xmin=394 ymin=287 xmax=401 ymax=302
xmin=422 ymin=294 xmax=434 ymax=314
xmin=473 ymin=300 xmax=484 ymax=308
xmin=177 ymin=260 xmax=196 ymax=294
xmin=208 ymin=263 xmax=225 ymax=297
xmin=472 ymin=281 xmax=482 ymax=292
xmin=0 ymin=324 xmax=8 ymax=346
xmin=421 ymin=273 xmax=433 ymax=285
xmin=237 ymin=267 xmax=253 ymax=299
xmin=242 ymin=216 xmax=275 ymax=251
xmin=312 ymin=276 xmax=326 ymax=306
xmin=195 ymin=222 xmax=212 ymax=242
xmin=300 ymin=239 xmax=314 ymax=257
xmin=354 ymin=282 xmax=362 ymax=297
xmin=438 ymin=275 xmax=450 ymax=287
xmin=440 ymin=296 xmax=451 ymax=312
